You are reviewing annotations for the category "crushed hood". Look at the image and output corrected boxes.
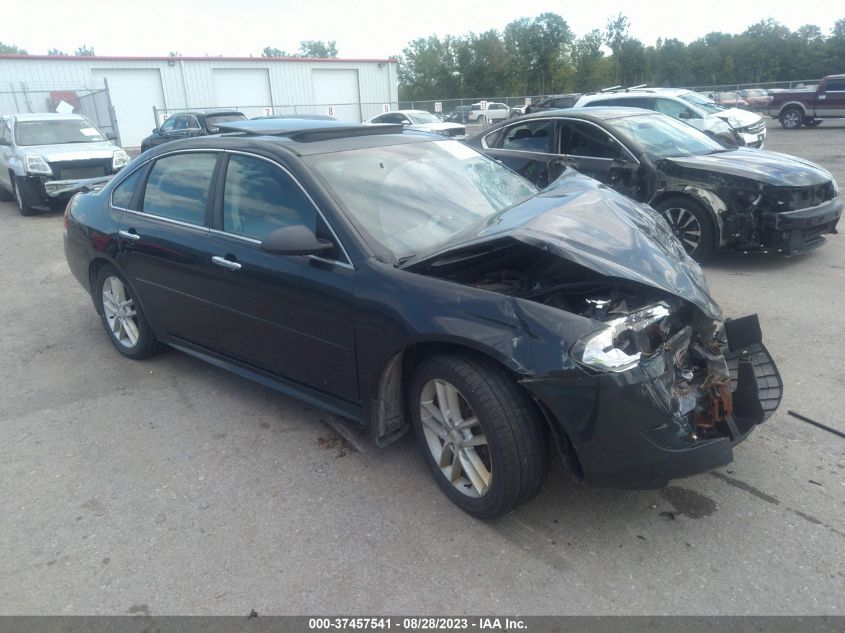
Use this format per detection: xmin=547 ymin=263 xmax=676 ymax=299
xmin=406 ymin=171 xmax=722 ymax=320
xmin=712 ymin=107 xmax=761 ymax=127
xmin=662 ymin=148 xmax=833 ymax=187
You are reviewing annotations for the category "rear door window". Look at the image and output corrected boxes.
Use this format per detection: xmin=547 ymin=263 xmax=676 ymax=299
xmin=497 ymin=120 xmax=556 ymax=153
xmin=141 ymin=153 xmax=218 ymax=225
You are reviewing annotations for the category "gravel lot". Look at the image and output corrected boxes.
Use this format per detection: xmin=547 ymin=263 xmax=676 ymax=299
xmin=1 ymin=121 xmax=843 ymax=615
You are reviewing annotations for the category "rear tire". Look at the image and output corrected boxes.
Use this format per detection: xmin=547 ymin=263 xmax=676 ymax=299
xmin=653 ymin=195 xmax=716 ymax=261
xmin=779 ymin=108 xmax=804 ymax=129
xmin=94 ymin=265 xmax=159 ymax=359
xmin=409 ymin=352 xmax=549 ymax=519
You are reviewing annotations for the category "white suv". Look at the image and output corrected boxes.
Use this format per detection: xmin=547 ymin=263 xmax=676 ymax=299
xmin=468 ymin=102 xmax=510 ymax=123
xmin=574 ymin=88 xmax=766 ymax=148
xmin=0 ymin=113 xmax=128 ymax=215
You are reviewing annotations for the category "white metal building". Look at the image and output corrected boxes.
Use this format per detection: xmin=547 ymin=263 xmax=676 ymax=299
xmin=0 ymin=55 xmax=399 ymax=147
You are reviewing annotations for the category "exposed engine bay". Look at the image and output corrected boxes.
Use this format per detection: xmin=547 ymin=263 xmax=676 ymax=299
xmin=425 ymin=239 xmax=779 ymax=440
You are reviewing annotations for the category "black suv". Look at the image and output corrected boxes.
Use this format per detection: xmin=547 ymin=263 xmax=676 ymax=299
xmin=469 ymin=107 xmax=841 ymax=260
xmin=140 ymin=110 xmax=246 ymax=152
xmin=64 ymin=118 xmax=780 ymax=518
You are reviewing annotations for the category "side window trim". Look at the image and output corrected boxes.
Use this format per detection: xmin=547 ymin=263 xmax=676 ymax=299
xmin=214 ymin=150 xmax=354 ymax=269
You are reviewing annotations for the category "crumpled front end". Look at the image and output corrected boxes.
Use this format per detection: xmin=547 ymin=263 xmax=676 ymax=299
xmin=524 ymin=297 xmax=782 ymax=489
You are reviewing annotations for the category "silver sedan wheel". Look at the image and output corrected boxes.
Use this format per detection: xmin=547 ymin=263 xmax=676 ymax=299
xmin=661 ymin=206 xmax=702 ymax=254
xmin=101 ymin=276 xmax=140 ymax=349
xmin=419 ymin=379 xmax=492 ymax=498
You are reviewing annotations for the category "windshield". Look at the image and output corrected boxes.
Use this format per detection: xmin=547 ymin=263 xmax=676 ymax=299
xmin=307 ymin=140 xmax=536 ymax=260
xmin=678 ymin=92 xmax=724 ymax=114
xmin=610 ymin=113 xmax=726 ymax=159
xmin=407 ymin=112 xmax=441 ymax=124
xmin=15 ymin=118 xmax=107 ymax=146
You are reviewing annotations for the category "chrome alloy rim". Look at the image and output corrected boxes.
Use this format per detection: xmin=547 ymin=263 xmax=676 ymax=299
xmin=662 ymin=207 xmax=702 ymax=254
xmin=101 ymin=276 xmax=139 ymax=348
xmin=782 ymin=110 xmax=801 ymax=128
xmin=419 ymin=379 xmax=492 ymax=498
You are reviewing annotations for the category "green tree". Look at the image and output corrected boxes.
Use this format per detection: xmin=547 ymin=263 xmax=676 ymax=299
xmin=298 ymin=40 xmax=338 ymax=58
xmin=74 ymin=45 xmax=95 ymax=56
xmin=47 ymin=48 xmax=67 ymax=56
xmin=0 ymin=41 xmax=27 ymax=54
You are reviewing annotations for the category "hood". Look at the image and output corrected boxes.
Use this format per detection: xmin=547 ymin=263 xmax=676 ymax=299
xmin=406 ymin=171 xmax=722 ymax=320
xmin=711 ymin=107 xmax=761 ymax=128
xmin=662 ymin=148 xmax=833 ymax=187
xmin=22 ymin=141 xmax=119 ymax=163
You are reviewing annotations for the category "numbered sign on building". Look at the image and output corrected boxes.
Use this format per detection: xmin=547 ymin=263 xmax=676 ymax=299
xmin=434 ymin=102 xmax=442 ymax=113
xmin=480 ymin=100 xmax=489 ymax=110
xmin=263 ymin=107 xmax=272 ymax=116
xmin=327 ymin=105 xmax=335 ymax=117
xmin=524 ymin=97 xmax=532 ymax=106
xmin=382 ymin=104 xmax=390 ymax=113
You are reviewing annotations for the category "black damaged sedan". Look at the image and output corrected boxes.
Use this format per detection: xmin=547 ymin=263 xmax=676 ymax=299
xmin=64 ymin=119 xmax=781 ymax=518
xmin=468 ymin=107 xmax=841 ymax=260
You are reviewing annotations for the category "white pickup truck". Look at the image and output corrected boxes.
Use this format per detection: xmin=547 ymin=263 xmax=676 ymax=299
xmin=468 ymin=102 xmax=511 ymax=123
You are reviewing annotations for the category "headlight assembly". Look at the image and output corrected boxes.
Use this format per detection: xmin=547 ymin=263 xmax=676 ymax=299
xmin=112 ymin=149 xmax=130 ymax=171
xmin=571 ymin=303 xmax=670 ymax=373
xmin=24 ymin=155 xmax=52 ymax=175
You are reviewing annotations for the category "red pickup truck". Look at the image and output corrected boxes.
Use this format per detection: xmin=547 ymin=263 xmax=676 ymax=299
xmin=766 ymin=74 xmax=845 ymax=128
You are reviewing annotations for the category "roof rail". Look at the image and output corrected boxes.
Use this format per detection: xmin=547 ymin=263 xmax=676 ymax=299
xmin=216 ymin=119 xmax=404 ymax=142
xmin=627 ymin=83 xmax=648 ymax=90
xmin=600 ymin=85 xmax=622 ymax=93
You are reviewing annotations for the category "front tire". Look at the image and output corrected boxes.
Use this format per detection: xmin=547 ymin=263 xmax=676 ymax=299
xmin=653 ymin=195 xmax=716 ymax=261
xmin=13 ymin=177 xmax=38 ymax=216
xmin=409 ymin=353 xmax=549 ymax=519
xmin=779 ymin=108 xmax=804 ymax=129
xmin=94 ymin=265 xmax=158 ymax=359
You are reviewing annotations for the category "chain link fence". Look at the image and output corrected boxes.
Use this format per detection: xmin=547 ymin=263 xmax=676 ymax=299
xmin=0 ymin=81 xmax=121 ymax=144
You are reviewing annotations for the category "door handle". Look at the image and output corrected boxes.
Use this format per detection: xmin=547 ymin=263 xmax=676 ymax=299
xmin=212 ymin=255 xmax=242 ymax=271
xmin=118 ymin=229 xmax=140 ymax=241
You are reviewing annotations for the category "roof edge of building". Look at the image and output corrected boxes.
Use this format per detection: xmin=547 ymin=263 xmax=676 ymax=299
xmin=0 ymin=54 xmax=397 ymax=64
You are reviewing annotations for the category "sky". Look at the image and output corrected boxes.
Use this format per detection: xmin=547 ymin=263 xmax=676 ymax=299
xmin=1 ymin=0 xmax=842 ymax=58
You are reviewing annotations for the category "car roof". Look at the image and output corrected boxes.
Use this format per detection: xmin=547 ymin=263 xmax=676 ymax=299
xmin=508 ymin=106 xmax=656 ymax=123
xmin=11 ymin=112 xmax=87 ymax=121
xmin=581 ymin=87 xmax=691 ymax=100
xmin=148 ymin=119 xmax=440 ymax=158
xmin=172 ymin=109 xmax=244 ymax=117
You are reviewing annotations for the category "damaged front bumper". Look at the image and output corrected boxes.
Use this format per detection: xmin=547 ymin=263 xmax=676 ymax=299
xmin=760 ymin=198 xmax=842 ymax=253
xmin=24 ymin=174 xmax=113 ymax=207
xmin=523 ymin=314 xmax=782 ymax=489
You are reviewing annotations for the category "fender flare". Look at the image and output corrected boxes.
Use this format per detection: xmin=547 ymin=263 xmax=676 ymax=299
xmin=777 ymin=101 xmax=808 ymax=118
xmin=649 ymin=185 xmax=730 ymax=247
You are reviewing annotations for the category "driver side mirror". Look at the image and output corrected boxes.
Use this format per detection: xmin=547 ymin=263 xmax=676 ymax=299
xmin=679 ymin=111 xmax=693 ymax=120
xmin=261 ymin=225 xmax=334 ymax=256
xmin=106 ymin=132 xmax=117 ymax=141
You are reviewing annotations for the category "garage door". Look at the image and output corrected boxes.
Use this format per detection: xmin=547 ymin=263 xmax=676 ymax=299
xmin=212 ymin=69 xmax=272 ymax=119
xmin=91 ymin=69 xmax=165 ymax=149
xmin=312 ymin=70 xmax=361 ymax=122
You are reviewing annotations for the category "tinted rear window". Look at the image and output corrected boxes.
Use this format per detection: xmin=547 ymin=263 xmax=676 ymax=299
xmin=142 ymin=153 xmax=217 ymax=224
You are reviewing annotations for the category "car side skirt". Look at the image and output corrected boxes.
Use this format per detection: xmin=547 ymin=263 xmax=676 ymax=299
xmin=163 ymin=335 xmax=363 ymax=425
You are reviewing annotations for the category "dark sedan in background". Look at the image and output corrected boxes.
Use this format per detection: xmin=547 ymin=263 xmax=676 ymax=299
xmin=469 ymin=108 xmax=841 ymax=260
xmin=63 ymin=119 xmax=780 ymax=518
xmin=140 ymin=110 xmax=246 ymax=152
